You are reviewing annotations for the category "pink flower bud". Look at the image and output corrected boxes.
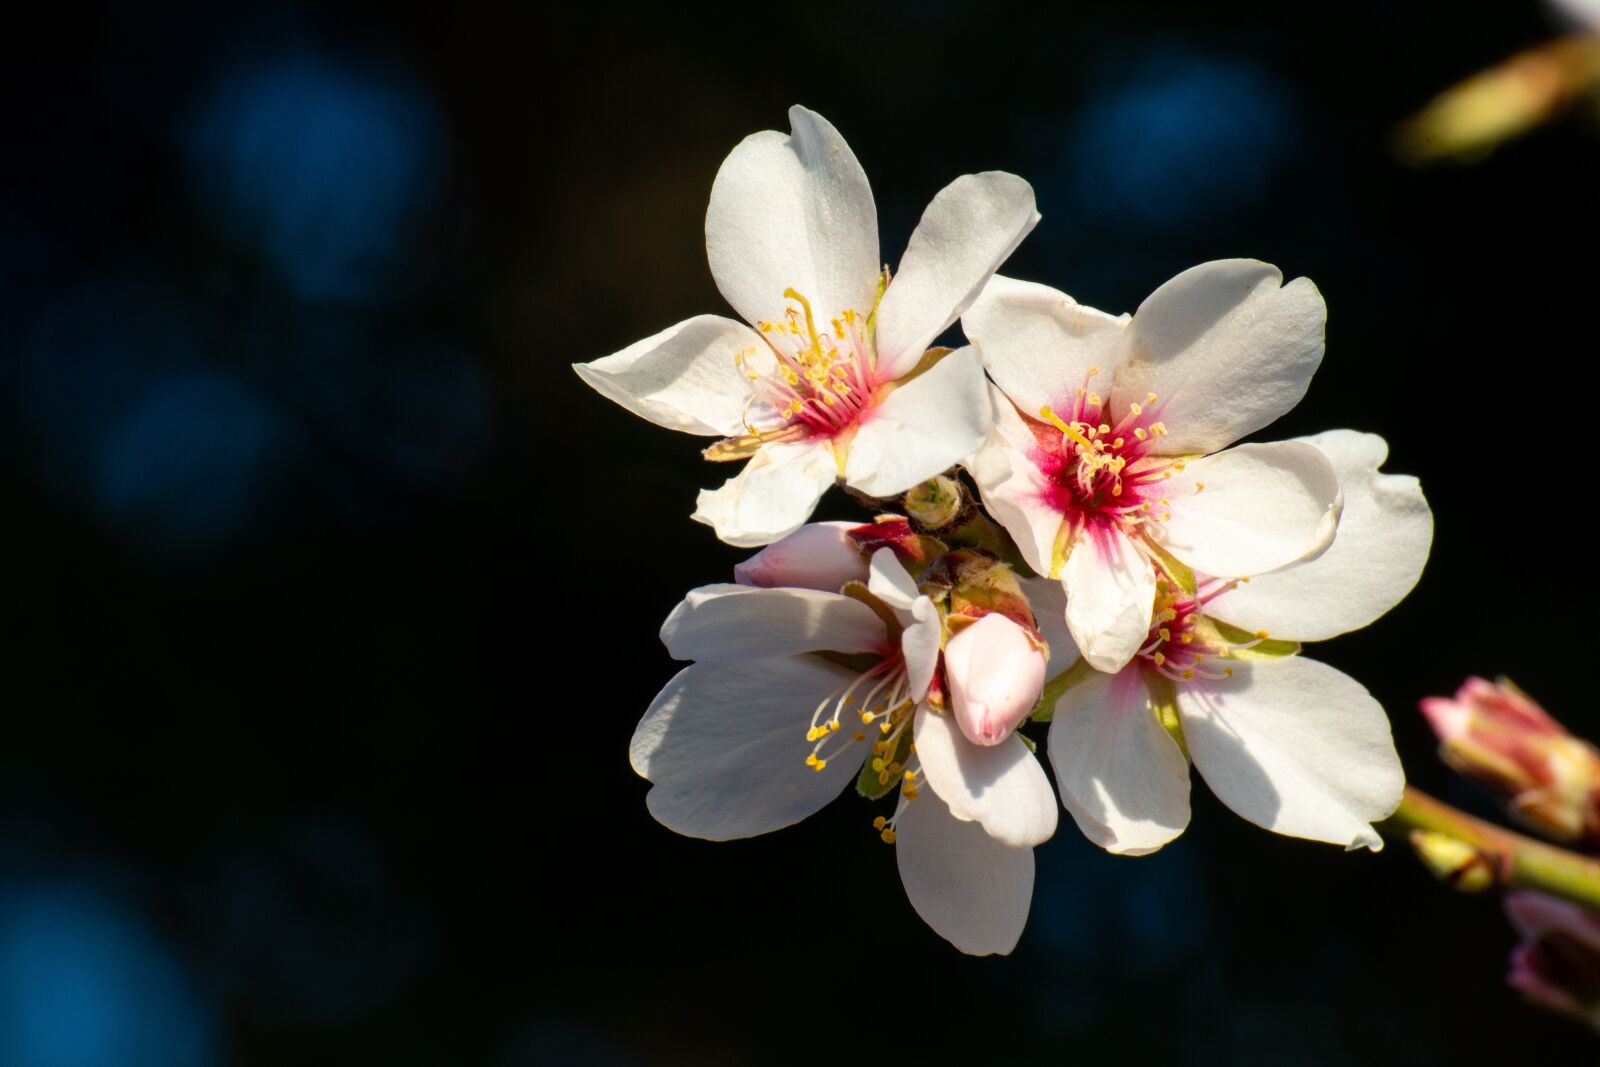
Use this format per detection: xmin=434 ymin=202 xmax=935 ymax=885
xmin=733 ymin=522 xmax=870 ymax=592
xmin=1420 ymin=678 xmax=1600 ymax=844
xmin=1505 ymin=891 xmax=1600 ymax=1033
xmin=944 ymin=613 xmax=1045 ymax=747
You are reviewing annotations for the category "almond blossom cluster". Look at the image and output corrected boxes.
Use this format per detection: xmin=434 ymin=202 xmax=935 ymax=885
xmin=576 ymin=106 xmax=1433 ymax=955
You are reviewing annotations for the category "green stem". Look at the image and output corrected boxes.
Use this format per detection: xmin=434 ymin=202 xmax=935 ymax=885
xmin=1380 ymin=785 xmax=1600 ymax=910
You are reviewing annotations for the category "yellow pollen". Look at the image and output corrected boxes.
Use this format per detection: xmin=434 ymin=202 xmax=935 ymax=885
xmin=1182 ymin=670 xmax=1195 ymax=680
xmin=1159 ymin=628 xmax=1171 ymax=640
xmin=877 ymin=772 xmax=890 ymax=785
xmin=880 ymin=722 xmax=892 ymax=734
xmin=860 ymin=711 xmax=874 ymax=724
xmin=1196 ymin=482 xmax=1205 ymax=492
xmin=1180 ymin=634 xmax=1193 ymax=644
xmin=804 ymin=754 xmax=818 ymax=767
xmin=1129 ymin=402 xmax=1142 ymax=416
xmin=1153 ymin=652 xmax=1166 ymax=666
xmin=1088 ymin=367 xmax=1100 ymax=376
xmin=1087 ymin=392 xmax=1101 ymax=406
xmin=871 ymin=758 xmax=886 ymax=772
xmin=1145 ymin=392 xmax=1157 ymax=405
xmin=880 ymin=828 xmax=897 ymax=844
xmin=873 ymin=815 xmax=888 ymax=830
xmin=904 ymin=785 xmax=920 ymax=800
xmin=1225 ymin=667 xmax=1234 ymax=677
xmin=812 ymin=759 xmax=827 ymax=772
xmin=904 ymin=769 xmax=918 ymax=781
xmin=1256 ymin=630 xmax=1269 ymax=640
xmin=1134 ymin=428 xmax=1148 ymax=440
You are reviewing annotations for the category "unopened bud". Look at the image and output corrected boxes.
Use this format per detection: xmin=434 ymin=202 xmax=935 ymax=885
xmin=1420 ymin=677 xmax=1600 ymax=845
xmin=733 ymin=522 xmax=869 ymax=592
xmin=1505 ymin=891 xmax=1600 ymax=1034
xmin=944 ymin=613 xmax=1045 ymax=747
xmin=904 ymin=475 xmax=965 ymax=530
xmin=1408 ymin=830 xmax=1497 ymax=893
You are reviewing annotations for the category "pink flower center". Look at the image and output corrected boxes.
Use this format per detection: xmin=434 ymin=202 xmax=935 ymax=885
xmin=1138 ymin=577 xmax=1266 ymax=682
xmin=1028 ymin=369 xmax=1180 ymax=538
xmin=740 ymin=288 xmax=882 ymax=439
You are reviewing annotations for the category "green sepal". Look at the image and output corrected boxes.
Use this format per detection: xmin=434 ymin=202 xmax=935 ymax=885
xmin=1014 ymin=730 xmax=1038 ymax=754
xmin=855 ymin=718 xmax=914 ymax=800
xmin=1142 ymin=538 xmax=1196 ymax=595
xmin=1199 ymin=618 xmax=1301 ymax=660
xmin=1030 ymin=657 xmax=1099 ymax=723
xmin=1146 ymin=673 xmax=1189 ymax=760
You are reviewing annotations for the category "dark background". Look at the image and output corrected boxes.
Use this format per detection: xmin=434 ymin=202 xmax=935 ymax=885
xmin=3 ymin=1 xmax=1597 ymax=1063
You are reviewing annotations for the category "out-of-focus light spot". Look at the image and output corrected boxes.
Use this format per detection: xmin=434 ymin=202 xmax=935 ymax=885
xmin=20 ymin=282 xmax=201 ymax=494
xmin=0 ymin=885 xmax=215 ymax=1067
xmin=186 ymin=53 xmax=449 ymax=304
xmin=1066 ymin=53 xmax=1293 ymax=230
xmin=94 ymin=374 xmax=295 ymax=552
xmin=204 ymin=819 xmax=436 ymax=1024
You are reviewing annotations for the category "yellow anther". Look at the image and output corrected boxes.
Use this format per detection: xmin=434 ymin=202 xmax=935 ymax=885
xmin=1088 ymin=367 xmax=1100 ymax=376
xmin=904 ymin=769 xmax=918 ymax=781
xmin=880 ymin=722 xmax=892 ymax=734
xmin=1180 ymin=634 xmax=1193 ymax=644
xmin=805 ymin=754 xmax=819 ymax=767
xmin=1224 ymin=667 xmax=1234 ymax=677
xmin=904 ymin=785 xmax=920 ymax=799
xmin=1172 ymin=462 xmax=1185 ymax=472
xmin=1112 ymin=437 xmax=1124 ymax=449
xmin=873 ymin=815 xmax=888 ymax=830
xmin=860 ymin=711 xmax=874 ymax=724
xmin=1159 ymin=628 xmax=1171 ymax=640
xmin=1145 ymin=392 xmax=1157 ymax=405
xmin=886 ymin=762 xmax=902 ymax=775
xmin=871 ymin=758 xmax=886 ymax=772
xmin=1195 ymin=482 xmax=1205 ymax=492
xmin=1182 ymin=670 xmax=1195 ymax=680
xmin=880 ymin=828 xmax=897 ymax=844
xmin=812 ymin=759 xmax=828 ymax=772
xmin=1153 ymin=652 xmax=1166 ymax=666
xmin=853 ymin=731 xmax=865 ymax=742
xmin=1128 ymin=402 xmax=1142 ymax=417
xmin=877 ymin=772 xmax=890 ymax=785
xmin=1134 ymin=428 xmax=1148 ymax=441
xmin=1098 ymin=423 xmax=1111 ymax=435
xmin=1087 ymin=393 xmax=1101 ymax=406
xmin=1256 ymin=630 xmax=1269 ymax=640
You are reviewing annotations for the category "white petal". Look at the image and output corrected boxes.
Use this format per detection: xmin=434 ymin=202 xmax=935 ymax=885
xmin=874 ymin=174 xmax=1040 ymax=379
xmin=1206 ymin=430 xmax=1433 ymax=641
xmin=631 ymin=657 xmax=864 ymax=840
xmin=1177 ymin=656 xmax=1404 ymax=850
xmin=705 ymin=106 xmax=878 ymax=331
xmin=1114 ymin=259 xmax=1326 ymax=455
xmin=963 ymin=275 xmax=1129 ymax=419
xmin=1157 ymin=440 xmax=1342 ymax=579
xmin=841 ymin=346 xmax=989 ymax=497
xmin=573 ymin=315 xmax=763 ymax=437
xmin=895 ymin=791 xmax=1033 ymax=956
xmin=913 ymin=706 xmax=1058 ymax=847
xmin=1022 ymin=576 xmax=1081 ymax=676
xmin=901 ymin=598 xmax=942 ymax=702
xmin=1063 ymin=526 xmax=1156 ymax=674
xmin=1047 ymin=668 xmax=1190 ymax=855
xmin=965 ymin=387 xmax=1065 ymax=577
xmin=692 ymin=440 xmax=837 ymax=548
xmin=733 ymin=521 xmax=871 ymax=592
xmin=660 ymin=584 xmax=888 ymax=663
xmin=866 ymin=547 xmax=921 ymax=615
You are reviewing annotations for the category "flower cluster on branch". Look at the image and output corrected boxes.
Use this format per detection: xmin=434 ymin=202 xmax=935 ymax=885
xmin=576 ymin=106 xmax=1434 ymax=955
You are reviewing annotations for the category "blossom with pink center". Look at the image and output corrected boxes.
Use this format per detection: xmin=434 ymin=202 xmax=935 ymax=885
xmin=574 ymin=106 xmax=1040 ymax=547
xmin=963 ymin=265 xmax=1345 ymax=673
xmin=1043 ymin=430 xmax=1430 ymax=854
xmin=631 ymin=535 xmax=1058 ymax=954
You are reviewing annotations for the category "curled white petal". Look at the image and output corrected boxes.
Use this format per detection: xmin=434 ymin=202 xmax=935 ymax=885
xmin=1206 ymin=430 xmax=1432 ymax=641
xmin=573 ymin=315 xmax=764 ymax=437
xmin=660 ymin=584 xmax=888 ymax=663
xmin=692 ymin=440 xmax=837 ymax=548
xmin=913 ymin=705 xmax=1058 ymax=847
